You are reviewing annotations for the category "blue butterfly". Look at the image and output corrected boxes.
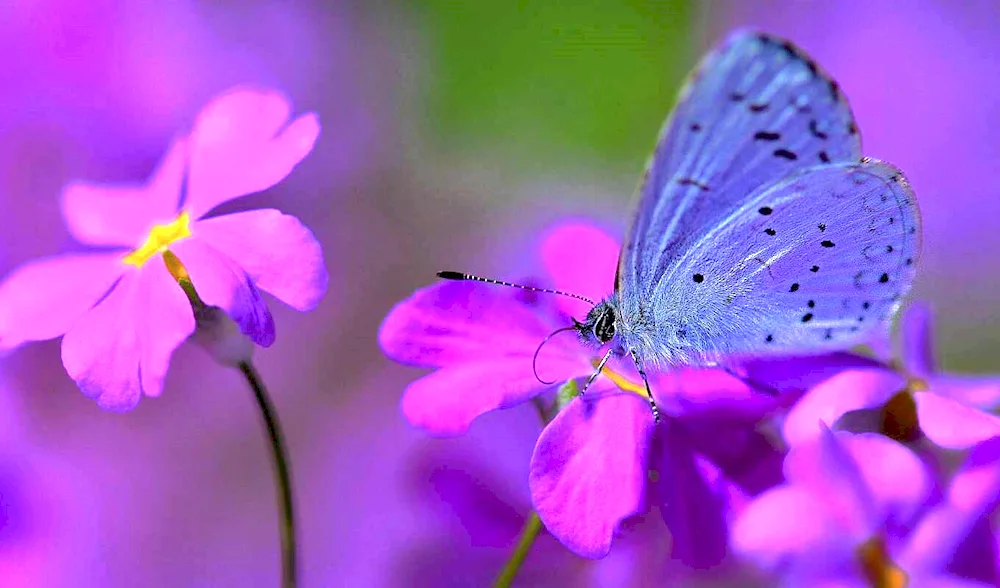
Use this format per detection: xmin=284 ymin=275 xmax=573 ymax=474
xmin=441 ymin=30 xmax=921 ymax=420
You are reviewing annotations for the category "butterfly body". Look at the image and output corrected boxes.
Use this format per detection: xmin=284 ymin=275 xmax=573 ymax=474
xmin=574 ymin=31 xmax=921 ymax=372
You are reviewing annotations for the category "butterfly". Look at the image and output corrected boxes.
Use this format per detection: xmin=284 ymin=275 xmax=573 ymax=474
xmin=441 ymin=30 xmax=920 ymax=420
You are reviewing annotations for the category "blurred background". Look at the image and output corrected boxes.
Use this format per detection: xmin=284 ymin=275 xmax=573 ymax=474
xmin=0 ymin=1 xmax=998 ymax=586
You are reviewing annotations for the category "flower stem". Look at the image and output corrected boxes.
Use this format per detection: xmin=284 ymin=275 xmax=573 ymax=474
xmin=239 ymin=361 xmax=297 ymax=588
xmin=493 ymin=511 xmax=543 ymax=588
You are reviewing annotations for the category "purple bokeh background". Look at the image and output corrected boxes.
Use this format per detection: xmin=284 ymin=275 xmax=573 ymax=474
xmin=1 ymin=2 xmax=998 ymax=586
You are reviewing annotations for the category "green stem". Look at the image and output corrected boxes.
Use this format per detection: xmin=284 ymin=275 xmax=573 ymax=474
xmin=493 ymin=512 xmax=543 ymax=588
xmin=239 ymin=361 xmax=297 ymax=588
xmin=494 ymin=389 xmax=566 ymax=587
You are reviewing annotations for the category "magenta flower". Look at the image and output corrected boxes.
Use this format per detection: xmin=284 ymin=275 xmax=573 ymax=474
xmin=783 ymin=302 xmax=1000 ymax=449
xmin=733 ymin=427 xmax=1000 ymax=586
xmin=0 ymin=87 xmax=326 ymax=411
xmin=381 ymin=220 xmax=867 ymax=562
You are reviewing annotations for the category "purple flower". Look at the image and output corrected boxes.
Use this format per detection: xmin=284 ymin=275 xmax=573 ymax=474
xmin=733 ymin=427 xmax=1000 ymax=586
xmin=783 ymin=303 xmax=1000 ymax=449
xmin=381 ymin=220 xmax=864 ymax=563
xmin=0 ymin=87 xmax=327 ymax=411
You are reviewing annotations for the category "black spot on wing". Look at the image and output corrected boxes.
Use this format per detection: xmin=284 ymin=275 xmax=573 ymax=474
xmin=677 ymin=178 xmax=711 ymax=191
xmin=808 ymin=119 xmax=828 ymax=140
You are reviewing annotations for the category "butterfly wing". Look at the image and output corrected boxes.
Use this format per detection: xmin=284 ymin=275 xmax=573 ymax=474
xmin=622 ymin=159 xmax=920 ymax=366
xmin=618 ymin=30 xmax=862 ymax=296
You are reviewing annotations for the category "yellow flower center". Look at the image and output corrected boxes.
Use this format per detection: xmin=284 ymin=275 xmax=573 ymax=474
xmin=123 ymin=211 xmax=192 ymax=268
xmin=857 ymin=537 xmax=908 ymax=588
xmin=590 ymin=358 xmax=650 ymax=398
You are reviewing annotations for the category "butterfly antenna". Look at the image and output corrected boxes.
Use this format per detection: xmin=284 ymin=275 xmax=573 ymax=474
xmin=532 ymin=325 xmax=578 ymax=385
xmin=630 ymin=350 xmax=662 ymax=423
xmin=437 ymin=271 xmax=595 ymax=305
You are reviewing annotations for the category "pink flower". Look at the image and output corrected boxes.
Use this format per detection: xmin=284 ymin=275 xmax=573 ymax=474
xmin=733 ymin=427 xmax=1000 ymax=586
xmin=381 ymin=219 xmax=867 ymax=561
xmin=0 ymin=87 xmax=327 ymax=411
xmin=782 ymin=303 xmax=1000 ymax=449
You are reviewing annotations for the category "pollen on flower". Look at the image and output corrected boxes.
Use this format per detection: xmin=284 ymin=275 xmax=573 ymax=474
xmin=123 ymin=211 xmax=192 ymax=268
xmin=591 ymin=358 xmax=648 ymax=399
xmin=857 ymin=537 xmax=908 ymax=588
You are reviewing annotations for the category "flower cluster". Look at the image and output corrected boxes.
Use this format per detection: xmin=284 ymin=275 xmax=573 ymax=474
xmin=381 ymin=219 xmax=1000 ymax=585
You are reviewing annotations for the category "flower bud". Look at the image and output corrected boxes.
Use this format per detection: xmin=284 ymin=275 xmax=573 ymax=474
xmin=192 ymin=305 xmax=254 ymax=368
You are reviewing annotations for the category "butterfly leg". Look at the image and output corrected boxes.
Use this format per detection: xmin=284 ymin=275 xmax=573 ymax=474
xmin=581 ymin=348 xmax=614 ymax=395
xmin=630 ymin=351 xmax=662 ymax=424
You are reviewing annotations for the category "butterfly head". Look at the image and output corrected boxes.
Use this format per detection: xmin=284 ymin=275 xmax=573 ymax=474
xmin=575 ymin=300 xmax=619 ymax=347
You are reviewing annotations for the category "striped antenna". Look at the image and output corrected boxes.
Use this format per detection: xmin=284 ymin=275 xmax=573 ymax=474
xmin=437 ymin=271 xmax=596 ymax=305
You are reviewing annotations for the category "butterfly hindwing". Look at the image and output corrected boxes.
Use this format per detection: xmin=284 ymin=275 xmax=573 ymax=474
xmin=618 ymin=30 xmax=862 ymax=297
xmin=632 ymin=159 xmax=920 ymax=366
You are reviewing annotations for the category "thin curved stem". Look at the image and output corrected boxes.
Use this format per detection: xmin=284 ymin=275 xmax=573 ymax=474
xmin=493 ymin=512 xmax=543 ymax=588
xmin=239 ymin=361 xmax=297 ymax=588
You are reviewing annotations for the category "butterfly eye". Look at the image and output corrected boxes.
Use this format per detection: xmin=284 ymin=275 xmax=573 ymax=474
xmin=594 ymin=312 xmax=616 ymax=343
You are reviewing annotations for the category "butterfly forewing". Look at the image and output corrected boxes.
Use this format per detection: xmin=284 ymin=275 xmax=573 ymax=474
xmin=638 ymin=159 xmax=920 ymax=366
xmin=618 ymin=31 xmax=862 ymax=297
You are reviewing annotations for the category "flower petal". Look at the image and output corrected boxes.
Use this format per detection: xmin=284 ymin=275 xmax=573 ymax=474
xmin=945 ymin=517 xmax=1000 ymax=585
xmin=901 ymin=301 xmax=936 ymax=378
xmin=675 ymin=414 xmax=784 ymax=496
xmin=529 ymin=393 xmax=653 ymax=558
xmin=0 ymin=253 xmax=125 ymax=352
xmin=902 ymin=576 xmax=994 ymax=588
xmin=400 ymin=359 xmax=560 ymax=436
xmin=379 ymin=281 xmax=586 ymax=372
xmin=171 ymin=238 xmax=275 ymax=347
xmin=192 ymin=209 xmax=326 ymax=311
xmin=732 ymin=485 xmax=853 ymax=570
xmin=783 ymin=428 xmax=878 ymax=541
xmin=900 ymin=506 xmax=990 ymax=581
xmin=539 ymin=221 xmax=619 ymax=318
xmin=782 ymin=368 xmax=903 ymax=447
xmin=60 ymin=272 xmax=142 ymax=411
xmin=840 ymin=433 xmax=931 ymax=527
xmin=653 ymin=368 xmax=767 ymax=416
xmin=185 ymin=88 xmax=320 ymax=219
xmin=949 ymin=436 xmax=1000 ymax=517
xmin=929 ymin=374 xmax=1000 ymax=411
xmin=133 ymin=259 xmax=196 ymax=397
xmin=915 ymin=392 xmax=1000 ymax=450
xmin=59 ymin=262 xmax=194 ymax=411
xmin=649 ymin=424 xmax=728 ymax=569
xmin=60 ymin=138 xmax=187 ymax=248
